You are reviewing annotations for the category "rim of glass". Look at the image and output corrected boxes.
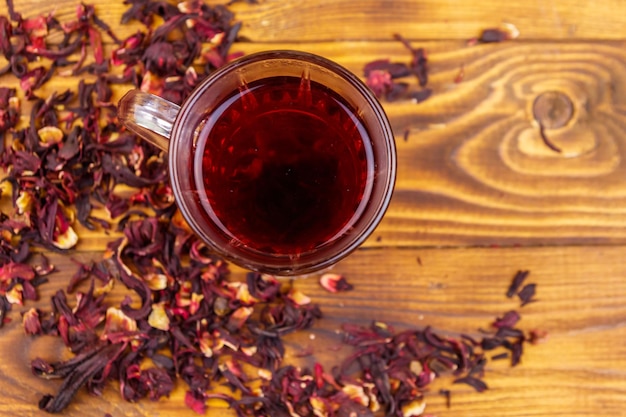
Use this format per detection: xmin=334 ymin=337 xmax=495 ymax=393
xmin=168 ymin=50 xmax=397 ymax=276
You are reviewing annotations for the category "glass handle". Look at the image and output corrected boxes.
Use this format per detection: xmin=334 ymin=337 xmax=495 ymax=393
xmin=117 ymin=90 xmax=180 ymax=152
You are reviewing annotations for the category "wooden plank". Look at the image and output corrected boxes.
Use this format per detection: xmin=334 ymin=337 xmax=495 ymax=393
xmin=6 ymin=39 xmax=626 ymax=249
xmin=0 ymin=245 xmax=624 ymax=416
xmin=3 ymin=0 xmax=626 ymax=41
xmin=1 ymin=1 xmax=625 ymax=417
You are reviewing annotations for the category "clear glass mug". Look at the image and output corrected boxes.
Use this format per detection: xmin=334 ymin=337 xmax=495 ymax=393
xmin=118 ymin=50 xmax=396 ymax=276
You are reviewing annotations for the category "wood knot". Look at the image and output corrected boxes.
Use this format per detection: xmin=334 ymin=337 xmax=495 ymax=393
xmin=523 ymin=90 xmax=598 ymax=158
xmin=532 ymin=91 xmax=574 ymax=129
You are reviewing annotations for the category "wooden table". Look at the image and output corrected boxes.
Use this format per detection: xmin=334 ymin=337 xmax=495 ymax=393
xmin=1 ymin=0 xmax=626 ymax=416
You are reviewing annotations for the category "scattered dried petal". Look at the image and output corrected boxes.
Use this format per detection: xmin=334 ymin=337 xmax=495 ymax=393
xmin=453 ymin=375 xmax=488 ymax=392
xmin=518 ymin=283 xmax=537 ymax=306
xmin=23 ymin=307 xmax=42 ymax=335
xmin=528 ymin=329 xmax=549 ymax=344
xmin=319 ymin=273 xmax=354 ymax=293
xmin=365 ymin=69 xmax=392 ymax=97
xmin=506 ymin=270 xmax=529 ymax=298
xmin=492 ymin=310 xmax=520 ymax=328
xmin=363 ymin=34 xmax=430 ymax=103
xmin=408 ymin=88 xmax=432 ymax=103
xmin=287 ymin=288 xmax=311 ymax=305
xmin=478 ymin=28 xmax=509 ymax=43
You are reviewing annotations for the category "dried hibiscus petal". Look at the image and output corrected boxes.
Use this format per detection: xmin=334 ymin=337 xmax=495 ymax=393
xmin=363 ymin=34 xmax=430 ymax=103
xmin=0 ymin=296 xmax=8 ymax=326
xmin=478 ymin=28 xmax=509 ymax=43
xmin=319 ymin=273 xmax=354 ymax=293
xmin=0 ymin=261 xmax=35 ymax=281
xmin=0 ymin=1 xmax=542 ymax=416
xmin=365 ymin=69 xmax=393 ymax=97
xmin=518 ymin=283 xmax=537 ymax=306
xmin=492 ymin=310 xmax=520 ymax=328
xmin=22 ymin=307 xmax=42 ymax=335
xmin=506 ymin=270 xmax=529 ymax=298
xmin=453 ymin=375 xmax=488 ymax=392
xmin=33 ymin=343 xmax=123 ymax=413
xmin=0 ymin=87 xmax=19 ymax=142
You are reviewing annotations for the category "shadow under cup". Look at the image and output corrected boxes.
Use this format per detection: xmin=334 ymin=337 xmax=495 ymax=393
xmin=169 ymin=51 xmax=396 ymax=276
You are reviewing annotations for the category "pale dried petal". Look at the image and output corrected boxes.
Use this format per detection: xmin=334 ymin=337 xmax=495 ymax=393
xmin=38 ymin=126 xmax=64 ymax=146
xmin=0 ymin=180 xmax=12 ymax=198
xmin=171 ymin=210 xmax=192 ymax=232
xmin=16 ymin=191 xmax=33 ymax=215
xmin=103 ymin=307 xmax=138 ymax=334
xmin=177 ymin=1 xmax=191 ymax=13
xmin=235 ymin=283 xmax=256 ymax=304
xmin=257 ymin=368 xmax=272 ymax=381
xmin=502 ymin=22 xmax=520 ymax=39
xmin=288 ymin=289 xmax=311 ymax=305
xmin=104 ymin=238 xmax=133 ymax=277
xmin=210 ymin=32 xmax=225 ymax=45
xmin=8 ymin=96 xmax=19 ymax=111
xmin=93 ymin=279 xmax=115 ymax=297
xmin=148 ymin=302 xmax=170 ymax=331
xmin=176 ymin=281 xmax=192 ymax=307
xmin=189 ymin=292 xmax=204 ymax=315
xmin=410 ymin=360 xmax=423 ymax=376
xmin=310 ymin=396 xmax=328 ymax=417
xmin=342 ymin=383 xmax=369 ymax=406
xmin=199 ymin=332 xmax=213 ymax=358
xmin=140 ymin=71 xmax=164 ymax=95
xmin=363 ymin=382 xmax=380 ymax=412
xmin=401 ymin=398 xmax=426 ymax=417
xmin=228 ymin=306 xmax=253 ymax=329
xmin=240 ymin=345 xmax=257 ymax=356
xmin=52 ymin=225 xmax=78 ymax=250
xmin=6 ymin=284 xmax=23 ymax=305
xmin=214 ymin=333 xmax=238 ymax=352
xmin=319 ymin=273 xmax=353 ymax=293
xmin=144 ymin=272 xmax=168 ymax=290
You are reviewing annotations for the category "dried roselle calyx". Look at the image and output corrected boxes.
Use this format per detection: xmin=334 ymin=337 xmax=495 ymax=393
xmin=0 ymin=0 xmax=541 ymax=414
xmin=319 ymin=273 xmax=354 ymax=293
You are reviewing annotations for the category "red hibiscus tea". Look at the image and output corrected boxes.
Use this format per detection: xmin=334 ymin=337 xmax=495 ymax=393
xmin=194 ymin=75 xmax=372 ymax=256
xmin=120 ymin=51 xmax=396 ymax=275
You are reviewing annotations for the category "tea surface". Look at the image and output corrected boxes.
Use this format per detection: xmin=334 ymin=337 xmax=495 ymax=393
xmin=196 ymin=76 xmax=373 ymax=255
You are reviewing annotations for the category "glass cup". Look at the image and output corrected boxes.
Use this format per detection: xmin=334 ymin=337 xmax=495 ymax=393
xmin=118 ymin=50 xmax=396 ymax=276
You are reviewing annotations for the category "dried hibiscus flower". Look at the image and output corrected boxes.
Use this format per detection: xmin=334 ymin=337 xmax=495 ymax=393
xmin=0 ymin=1 xmax=543 ymax=415
xmin=364 ymin=34 xmax=432 ymax=103
xmin=319 ymin=273 xmax=354 ymax=293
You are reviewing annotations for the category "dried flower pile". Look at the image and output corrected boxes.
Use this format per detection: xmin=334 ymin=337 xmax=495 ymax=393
xmin=0 ymin=1 xmax=542 ymax=415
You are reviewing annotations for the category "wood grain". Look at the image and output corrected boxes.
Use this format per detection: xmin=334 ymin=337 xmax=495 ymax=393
xmin=2 ymin=0 xmax=626 ymax=416
xmin=1 ymin=246 xmax=625 ymax=416
xmin=3 ymin=0 xmax=626 ymax=41
xmin=214 ymin=40 xmax=626 ymax=247
xmin=7 ymin=38 xmax=626 ymax=249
